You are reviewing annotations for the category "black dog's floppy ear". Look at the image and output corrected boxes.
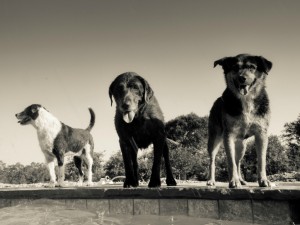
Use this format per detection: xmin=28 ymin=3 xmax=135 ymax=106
xmin=108 ymin=80 xmax=115 ymax=106
xmin=255 ymin=56 xmax=272 ymax=75
xmin=214 ymin=57 xmax=236 ymax=74
xmin=137 ymin=76 xmax=154 ymax=103
xmin=214 ymin=57 xmax=227 ymax=68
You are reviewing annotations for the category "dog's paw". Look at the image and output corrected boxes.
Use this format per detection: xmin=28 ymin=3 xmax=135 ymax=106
xmin=258 ymin=179 xmax=274 ymax=187
xmin=166 ymin=178 xmax=177 ymax=186
xmin=229 ymin=179 xmax=242 ymax=188
xmin=75 ymin=181 xmax=83 ymax=187
xmin=240 ymin=179 xmax=248 ymax=186
xmin=85 ymin=181 xmax=94 ymax=187
xmin=123 ymin=178 xmax=138 ymax=188
xmin=46 ymin=182 xmax=56 ymax=188
xmin=148 ymin=179 xmax=161 ymax=188
xmin=207 ymin=180 xmax=216 ymax=186
xmin=56 ymin=181 xmax=66 ymax=188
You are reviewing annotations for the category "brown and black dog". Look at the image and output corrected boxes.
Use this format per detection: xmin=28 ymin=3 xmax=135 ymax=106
xmin=207 ymin=54 xmax=273 ymax=188
xmin=109 ymin=72 xmax=177 ymax=188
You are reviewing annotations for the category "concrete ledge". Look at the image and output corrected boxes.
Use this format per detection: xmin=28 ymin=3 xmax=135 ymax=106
xmin=0 ymin=184 xmax=299 ymax=224
xmin=0 ymin=185 xmax=300 ymax=200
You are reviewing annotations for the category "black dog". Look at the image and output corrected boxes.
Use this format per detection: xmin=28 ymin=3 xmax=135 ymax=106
xmin=207 ymin=54 xmax=273 ymax=188
xmin=109 ymin=72 xmax=177 ymax=188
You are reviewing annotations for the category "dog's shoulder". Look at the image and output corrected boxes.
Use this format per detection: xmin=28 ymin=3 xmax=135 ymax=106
xmin=253 ymin=88 xmax=270 ymax=117
xmin=141 ymin=96 xmax=164 ymax=120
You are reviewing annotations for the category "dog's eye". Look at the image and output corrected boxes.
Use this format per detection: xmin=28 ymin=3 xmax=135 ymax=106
xmin=247 ymin=65 xmax=256 ymax=72
xmin=232 ymin=65 xmax=240 ymax=72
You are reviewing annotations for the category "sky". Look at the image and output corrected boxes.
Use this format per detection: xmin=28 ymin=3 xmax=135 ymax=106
xmin=0 ymin=0 xmax=299 ymax=165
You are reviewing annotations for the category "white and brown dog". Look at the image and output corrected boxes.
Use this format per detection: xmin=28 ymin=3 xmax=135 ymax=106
xmin=16 ymin=104 xmax=95 ymax=187
xmin=207 ymin=54 xmax=273 ymax=188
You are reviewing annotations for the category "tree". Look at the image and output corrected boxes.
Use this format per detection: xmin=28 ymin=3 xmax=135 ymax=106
xmin=103 ymin=151 xmax=124 ymax=178
xmin=165 ymin=113 xmax=209 ymax=180
xmin=283 ymin=114 xmax=300 ymax=171
xmin=4 ymin=163 xmax=27 ymax=184
xmin=242 ymin=135 xmax=288 ymax=181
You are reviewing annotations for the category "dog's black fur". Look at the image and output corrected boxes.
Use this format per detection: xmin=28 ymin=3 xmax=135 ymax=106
xmin=109 ymin=72 xmax=177 ymax=188
xmin=207 ymin=54 xmax=273 ymax=188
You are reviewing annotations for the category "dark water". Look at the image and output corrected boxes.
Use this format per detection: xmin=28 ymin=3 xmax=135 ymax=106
xmin=0 ymin=199 xmax=261 ymax=225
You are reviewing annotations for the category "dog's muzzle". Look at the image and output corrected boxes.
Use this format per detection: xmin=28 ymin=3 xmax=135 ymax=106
xmin=15 ymin=113 xmax=31 ymax=125
xmin=236 ymin=76 xmax=256 ymax=95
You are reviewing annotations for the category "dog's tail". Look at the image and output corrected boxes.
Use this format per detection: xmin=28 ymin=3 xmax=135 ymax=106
xmin=86 ymin=108 xmax=95 ymax=132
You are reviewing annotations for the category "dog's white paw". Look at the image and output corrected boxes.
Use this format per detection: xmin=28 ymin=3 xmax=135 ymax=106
xmin=229 ymin=178 xmax=242 ymax=188
xmin=46 ymin=182 xmax=56 ymax=188
xmin=57 ymin=180 xmax=66 ymax=188
xmin=258 ymin=179 xmax=274 ymax=187
xmin=207 ymin=180 xmax=216 ymax=186
xmin=76 ymin=181 xmax=83 ymax=187
xmin=85 ymin=181 xmax=94 ymax=187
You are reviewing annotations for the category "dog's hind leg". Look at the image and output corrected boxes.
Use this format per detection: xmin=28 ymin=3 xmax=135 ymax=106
xmin=255 ymin=132 xmax=273 ymax=187
xmin=57 ymin=164 xmax=65 ymax=187
xmin=235 ymin=139 xmax=247 ymax=185
xmin=82 ymin=143 xmax=94 ymax=186
xmin=148 ymin=139 xmax=165 ymax=188
xmin=207 ymin=130 xmax=222 ymax=186
xmin=162 ymin=142 xmax=177 ymax=186
xmin=224 ymin=133 xmax=242 ymax=188
xmin=74 ymin=156 xmax=84 ymax=186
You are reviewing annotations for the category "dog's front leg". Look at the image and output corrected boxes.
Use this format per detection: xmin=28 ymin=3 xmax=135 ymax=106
xmin=46 ymin=160 xmax=56 ymax=188
xmin=255 ymin=132 xmax=272 ymax=187
xmin=224 ymin=133 xmax=241 ymax=188
xmin=120 ymin=140 xmax=138 ymax=188
xmin=53 ymin=148 xmax=65 ymax=187
xmin=235 ymin=139 xmax=248 ymax=185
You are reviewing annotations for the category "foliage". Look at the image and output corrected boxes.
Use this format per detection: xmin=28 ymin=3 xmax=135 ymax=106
xmin=103 ymin=151 xmax=124 ymax=178
xmin=283 ymin=114 xmax=300 ymax=171
xmin=242 ymin=135 xmax=288 ymax=182
xmin=165 ymin=113 xmax=210 ymax=180
xmin=0 ymin=162 xmax=49 ymax=184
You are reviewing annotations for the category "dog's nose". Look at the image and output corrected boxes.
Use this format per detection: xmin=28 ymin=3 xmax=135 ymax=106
xmin=122 ymin=102 xmax=131 ymax=111
xmin=238 ymin=76 xmax=246 ymax=83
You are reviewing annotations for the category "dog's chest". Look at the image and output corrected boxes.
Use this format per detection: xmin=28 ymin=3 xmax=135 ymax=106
xmin=37 ymin=125 xmax=62 ymax=153
xmin=226 ymin=99 xmax=269 ymax=137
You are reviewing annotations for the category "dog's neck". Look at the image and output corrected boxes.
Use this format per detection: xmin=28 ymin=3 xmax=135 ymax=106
xmin=32 ymin=108 xmax=62 ymax=132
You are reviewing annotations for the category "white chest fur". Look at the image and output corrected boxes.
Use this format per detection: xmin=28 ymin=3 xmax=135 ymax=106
xmin=33 ymin=108 xmax=62 ymax=154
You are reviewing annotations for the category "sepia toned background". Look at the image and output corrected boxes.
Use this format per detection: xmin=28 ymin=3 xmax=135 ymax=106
xmin=1 ymin=0 xmax=299 ymax=165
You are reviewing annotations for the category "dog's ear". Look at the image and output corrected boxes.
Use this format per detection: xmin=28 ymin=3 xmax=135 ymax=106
xmin=255 ymin=56 xmax=272 ymax=75
xmin=137 ymin=76 xmax=154 ymax=103
xmin=108 ymin=80 xmax=115 ymax=106
xmin=31 ymin=104 xmax=40 ymax=114
xmin=214 ymin=57 xmax=236 ymax=74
